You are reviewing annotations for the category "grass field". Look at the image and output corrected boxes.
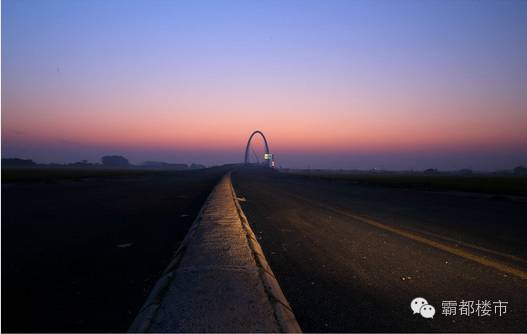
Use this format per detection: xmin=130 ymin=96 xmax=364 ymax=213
xmin=282 ymin=170 xmax=527 ymax=197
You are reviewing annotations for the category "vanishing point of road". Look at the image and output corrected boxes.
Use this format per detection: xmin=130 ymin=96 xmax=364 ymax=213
xmin=232 ymin=167 xmax=527 ymax=332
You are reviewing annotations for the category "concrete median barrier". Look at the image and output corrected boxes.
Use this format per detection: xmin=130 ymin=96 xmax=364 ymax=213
xmin=129 ymin=172 xmax=301 ymax=333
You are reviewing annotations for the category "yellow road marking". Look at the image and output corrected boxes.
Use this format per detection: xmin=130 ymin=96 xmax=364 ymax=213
xmin=401 ymin=225 xmax=527 ymax=265
xmin=283 ymin=191 xmax=527 ymax=280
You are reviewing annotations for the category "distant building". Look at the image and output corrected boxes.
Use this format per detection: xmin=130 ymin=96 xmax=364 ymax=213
xmin=101 ymin=155 xmax=129 ymax=167
xmin=423 ymin=168 xmax=440 ymax=175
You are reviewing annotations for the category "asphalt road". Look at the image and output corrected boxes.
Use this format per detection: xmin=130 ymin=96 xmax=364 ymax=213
xmin=232 ymin=167 xmax=527 ymax=332
xmin=2 ymin=167 xmax=227 ymax=332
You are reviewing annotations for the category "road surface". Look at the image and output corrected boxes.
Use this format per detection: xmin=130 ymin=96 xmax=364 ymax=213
xmin=2 ymin=167 xmax=227 ymax=332
xmin=232 ymin=167 xmax=527 ymax=332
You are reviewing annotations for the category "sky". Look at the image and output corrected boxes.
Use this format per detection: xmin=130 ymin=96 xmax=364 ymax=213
xmin=2 ymin=0 xmax=527 ymax=170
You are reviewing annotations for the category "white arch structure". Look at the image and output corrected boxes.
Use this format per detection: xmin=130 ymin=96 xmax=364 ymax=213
xmin=244 ymin=130 xmax=273 ymax=167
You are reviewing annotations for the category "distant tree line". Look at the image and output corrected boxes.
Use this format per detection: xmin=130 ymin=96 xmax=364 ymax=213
xmin=1 ymin=158 xmax=36 ymax=167
xmin=2 ymin=156 xmax=526 ymax=175
xmin=280 ymin=166 xmax=527 ymax=176
xmin=2 ymin=155 xmax=207 ymax=170
xmin=101 ymin=155 xmax=129 ymax=167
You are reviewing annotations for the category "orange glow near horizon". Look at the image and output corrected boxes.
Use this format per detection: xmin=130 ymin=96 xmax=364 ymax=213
xmin=4 ymin=88 xmax=527 ymax=155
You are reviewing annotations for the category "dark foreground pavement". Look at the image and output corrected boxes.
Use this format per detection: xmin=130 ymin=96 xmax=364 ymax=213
xmin=2 ymin=167 xmax=227 ymax=332
xmin=232 ymin=167 xmax=527 ymax=332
